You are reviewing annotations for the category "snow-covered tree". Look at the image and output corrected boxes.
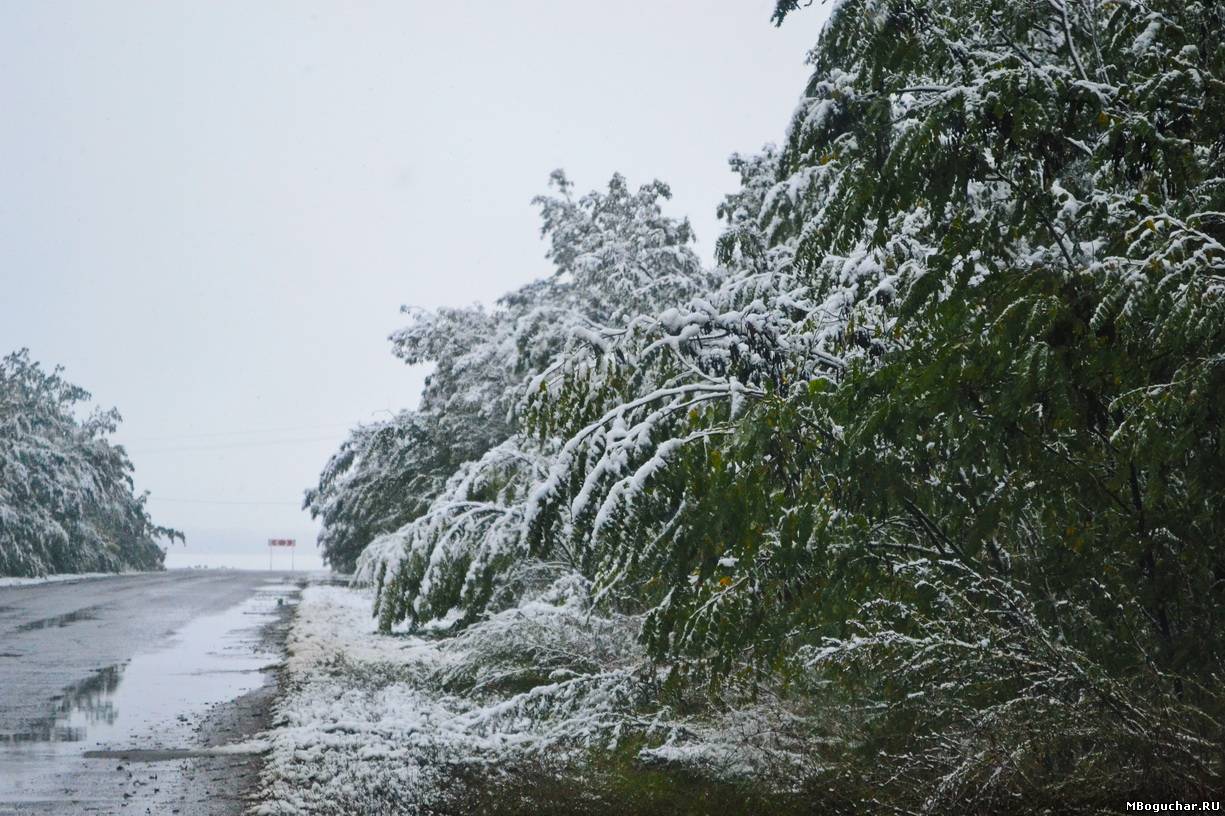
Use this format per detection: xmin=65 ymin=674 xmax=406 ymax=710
xmin=518 ymin=0 xmax=1225 ymax=805
xmin=305 ymin=410 xmax=458 ymax=574
xmin=327 ymin=0 xmax=1225 ymax=805
xmin=320 ymin=172 xmax=712 ymax=601
xmin=0 ymin=349 xmax=181 ymax=577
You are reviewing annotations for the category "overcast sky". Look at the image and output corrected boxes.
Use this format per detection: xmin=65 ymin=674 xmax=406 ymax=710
xmin=0 ymin=1 xmax=826 ymax=569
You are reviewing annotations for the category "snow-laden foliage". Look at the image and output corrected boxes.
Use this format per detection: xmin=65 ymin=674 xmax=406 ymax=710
xmin=794 ymin=559 xmax=1222 ymax=810
xmin=312 ymin=172 xmax=712 ymax=575
xmin=356 ymin=438 xmax=553 ymax=630
xmin=0 ymin=349 xmax=180 ymax=577
xmin=517 ymin=0 xmax=1225 ymax=807
xmin=316 ymin=0 xmax=1223 ymax=808
xmin=340 ymin=172 xmax=713 ymax=619
xmin=306 ymin=410 xmax=464 ymax=574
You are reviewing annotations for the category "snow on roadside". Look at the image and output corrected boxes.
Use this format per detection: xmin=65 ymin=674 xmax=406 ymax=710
xmin=250 ymin=585 xmax=443 ymax=814
xmin=250 ymin=581 xmax=812 ymax=814
xmin=0 ymin=570 xmax=153 ymax=588
xmin=250 ymin=579 xmax=662 ymax=814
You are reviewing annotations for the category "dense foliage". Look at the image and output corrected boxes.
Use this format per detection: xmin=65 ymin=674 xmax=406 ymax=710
xmin=309 ymin=172 xmax=712 ymax=576
xmin=0 ymin=350 xmax=180 ymax=577
xmin=318 ymin=0 xmax=1225 ymax=808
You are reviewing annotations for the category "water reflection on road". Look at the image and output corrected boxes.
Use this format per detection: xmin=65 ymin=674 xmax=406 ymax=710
xmin=0 ymin=663 xmax=123 ymax=744
xmin=0 ymin=579 xmax=298 ymax=809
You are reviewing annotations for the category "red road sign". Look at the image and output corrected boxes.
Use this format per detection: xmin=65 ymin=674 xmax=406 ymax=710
xmin=268 ymin=538 xmax=297 ymax=571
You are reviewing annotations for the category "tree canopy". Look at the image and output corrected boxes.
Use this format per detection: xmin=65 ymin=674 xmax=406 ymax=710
xmin=316 ymin=0 xmax=1225 ymax=807
xmin=0 ymin=349 xmax=180 ymax=577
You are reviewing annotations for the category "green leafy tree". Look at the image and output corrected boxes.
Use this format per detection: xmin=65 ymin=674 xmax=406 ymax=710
xmin=328 ymin=0 xmax=1224 ymax=805
xmin=522 ymin=0 xmax=1225 ymax=805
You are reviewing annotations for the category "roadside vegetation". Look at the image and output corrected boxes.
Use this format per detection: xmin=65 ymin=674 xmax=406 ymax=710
xmin=300 ymin=0 xmax=1225 ymax=811
xmin=0 ymin=349 xmax=179 ymax=577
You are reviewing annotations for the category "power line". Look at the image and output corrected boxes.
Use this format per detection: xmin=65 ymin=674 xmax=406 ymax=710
xmin=127 ymin=434 xmax=344 ymax=454
xmin=121 ymin=422 xmax=354 ymax=442
xmin=145 ymin=496 xmax=303 ymax=506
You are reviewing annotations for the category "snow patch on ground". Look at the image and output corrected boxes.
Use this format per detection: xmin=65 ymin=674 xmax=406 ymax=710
xmin=251 ymin=585 xmax=445 ymax=814
xmin=252 ymin=579 xmax=659 ymax=814
xmin=251 ymin=582 xmax=812 ymax=814
xmin=255 ymin=584 xmax=632 ymax=814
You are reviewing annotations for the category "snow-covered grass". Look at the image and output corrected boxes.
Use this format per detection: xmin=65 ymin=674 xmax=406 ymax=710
xmin=250 ymin=579 xmax=818 ymax=815
xmin=251 ymin=580 xmax=641 ymax=814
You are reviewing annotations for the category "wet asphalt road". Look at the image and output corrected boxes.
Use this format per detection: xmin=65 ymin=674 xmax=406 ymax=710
xmin=0 ymin=570 xmax=299 ymax=815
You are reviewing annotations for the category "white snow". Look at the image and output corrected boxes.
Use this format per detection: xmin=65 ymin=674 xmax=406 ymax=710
xmin=253 ymin=580 xmax=813 ymax=813
xmin=0 ymin=570 xmax=154 ymax=588
xmin=253 ymin=582 xmax=643 ymax=813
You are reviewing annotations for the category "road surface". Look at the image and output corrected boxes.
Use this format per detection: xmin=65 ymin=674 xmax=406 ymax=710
xmin=0 ymin=570 xmax=300 ymax=815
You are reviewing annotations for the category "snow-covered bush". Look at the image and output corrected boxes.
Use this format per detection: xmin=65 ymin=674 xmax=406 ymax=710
xmin=795 ymin=559 xmax=1224 ymax=810
xmin=258 ymin=583 xmax=827 ymax=815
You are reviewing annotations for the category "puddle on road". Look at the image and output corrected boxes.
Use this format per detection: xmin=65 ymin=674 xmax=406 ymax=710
xmin=13 ymin=605 xmax=102 ymax=633
xmin=0 ymin=665 xmax=123 ymax=744
xmin=0 ymin=580 xmax=296 ymax=768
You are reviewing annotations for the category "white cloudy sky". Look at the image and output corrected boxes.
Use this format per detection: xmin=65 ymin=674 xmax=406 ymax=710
xmin=0 ymin=1 xmax=826 ymax=569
